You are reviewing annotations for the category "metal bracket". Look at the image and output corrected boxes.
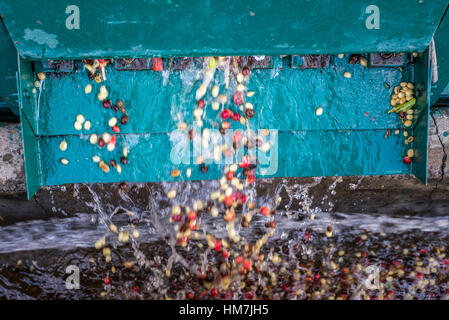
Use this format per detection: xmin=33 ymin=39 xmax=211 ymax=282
xmin=369 ymin=53 xmax=407 ymax=67
xmin=290 ymin=55 xmax=330 ymax=69
xmin=38 ymin=60 xmax=74 ymax=73
xmin=114 ymin=58 xmax=153 ymax=70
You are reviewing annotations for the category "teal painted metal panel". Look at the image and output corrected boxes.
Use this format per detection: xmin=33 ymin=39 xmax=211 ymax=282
xmin=0 ymin=18 xmax=19 ymax=115
xmin=0 ymin=0 xmax=448 ymax=59
xmin=39 ymin=133 xmax=224 ymax=186
xmin=257 ymin=130 xmax=410 ymax=178
xmin=256 ymin=57 xmax=403 ymax=131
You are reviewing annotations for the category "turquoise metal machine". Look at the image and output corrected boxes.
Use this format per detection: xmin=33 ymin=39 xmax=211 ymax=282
xmin=0 ymin=0 xmax=448 ymax=198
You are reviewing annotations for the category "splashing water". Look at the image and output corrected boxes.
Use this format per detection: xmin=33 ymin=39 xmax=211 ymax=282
xmin=1 ymin=178 xmax=449 ymax=299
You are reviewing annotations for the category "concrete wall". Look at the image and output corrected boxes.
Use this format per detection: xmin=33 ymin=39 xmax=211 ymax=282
xmin=0 ymin=123 xmax=25 ymax=193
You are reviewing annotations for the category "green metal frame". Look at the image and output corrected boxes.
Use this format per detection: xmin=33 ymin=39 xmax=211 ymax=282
xmin=18 ymin=57 xmax=42 ymax=197
xmin=411 ymin=50 xmax=432 ymax=184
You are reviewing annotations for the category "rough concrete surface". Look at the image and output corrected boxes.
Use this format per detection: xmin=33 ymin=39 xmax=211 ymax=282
xmin=0 ymin=108 xmax=448 ymax=224
xmin=429 ymin=107 xmax=449 ymax=179
xmin=0 ymin=123 xmax=25 ymax=193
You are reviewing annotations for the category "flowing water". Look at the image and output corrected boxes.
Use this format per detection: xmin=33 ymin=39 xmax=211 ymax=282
xmin=1 ymin=179 xmax=449 ymax=300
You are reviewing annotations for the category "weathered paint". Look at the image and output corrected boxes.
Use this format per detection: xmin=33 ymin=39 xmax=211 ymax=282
xmin=0 ymin=0 xmax=448 ymax=59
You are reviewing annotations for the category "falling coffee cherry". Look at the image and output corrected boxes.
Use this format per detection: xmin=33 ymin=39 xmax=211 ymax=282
xmin=116 ymin=100 xmax=126 ymax=113
xmin=242 ymin=66 xmax=250 ymax=76
xmin=260 ymin=206 xmax=271 ymax=216
xmin=221 ymin=109 xmax=231 ymax=119
xmin=200 ymin=164 xmax=208 ymax=173
xmin=188 ymin=211 xmax=196 ymax=221
xmin=214 ymin=240 xmax=222 ymax=252
xmin=188 ymin=129 xmax=195 ymax=140
xmin=245 ymin=109 xmax=255 ymax=118
xmin=233 ymin=91 xmax=244 ymax=106
xmin=241 ymin=216 xmax=249 ymax=228
xmin=239 ymin=155 xmax=250 ymax=168
xmin=221 ymin=121 xmax=231 ymax=130
xmin=246 ymin=174 xmax=256 ymax=184
xmin=120 ymin=156 xmax=128 ymax=165
xmin=103 ymin=100 xmax=111 ymax=108
xmin=116 ymin=100 xmax=124 ymax=109
xmin=197 ymin=99 xmax=205 ymax=108
xmin=120 ymin=115 xmax=129 ymax=125
xmin=98 ymin=138 xmax=105 ymax=148
xmin=403 ymin=156 xmax=412 ymax=164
